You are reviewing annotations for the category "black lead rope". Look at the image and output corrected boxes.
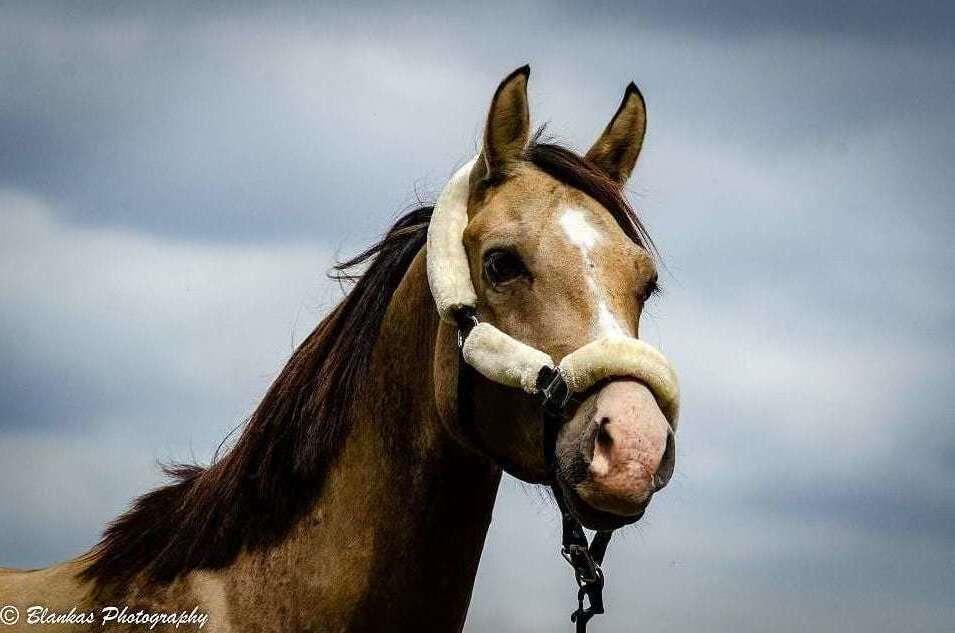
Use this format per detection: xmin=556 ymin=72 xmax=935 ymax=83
xmin=454 ymin=308 xmax=614 ymax=633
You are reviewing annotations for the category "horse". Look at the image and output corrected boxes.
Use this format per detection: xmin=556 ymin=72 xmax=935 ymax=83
xmin=0 ymin=66 xmax=678 ymax=632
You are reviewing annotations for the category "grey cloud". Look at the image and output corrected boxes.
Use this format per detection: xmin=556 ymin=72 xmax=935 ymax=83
xmin=2 ymin=2 xmax=952 ymax=245
xmin=0 ymin=193 xmax=338 ymax=440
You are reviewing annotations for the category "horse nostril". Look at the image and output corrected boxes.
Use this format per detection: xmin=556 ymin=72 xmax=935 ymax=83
xmin=652 ymin=430 xmax=676 ymax=492
xmin=596 ymin=417 xmax=613 ymax=449
xmin=588 ymin=416 xmax=614 ymax=477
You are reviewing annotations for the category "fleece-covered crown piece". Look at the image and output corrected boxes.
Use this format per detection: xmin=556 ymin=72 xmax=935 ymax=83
xmin=425 ymin=158 xmax=680 ymax=426
xmin=426 ymin=157 xmax=479 ymax=321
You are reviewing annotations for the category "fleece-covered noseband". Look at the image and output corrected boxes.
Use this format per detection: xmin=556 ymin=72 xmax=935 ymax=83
xmin=426 ymin=158 xmax=680 ymax=428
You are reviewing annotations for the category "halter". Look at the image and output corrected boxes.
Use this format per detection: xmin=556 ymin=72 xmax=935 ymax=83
xmin=428 ymin=158 xmax=680 ymax=632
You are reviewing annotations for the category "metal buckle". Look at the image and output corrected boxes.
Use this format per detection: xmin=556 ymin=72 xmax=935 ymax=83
xmin=568 ymin=560 xmax=605 ymax=631
xmin=572 ymin=572 xmax=605 ymax=627
xmin=561 ymin=543 xmax=601 ymax=586
xmin=453 ymin=308 xmax=480 ymax=349
xmin=538 ymin=368 xmax=572 ymax=414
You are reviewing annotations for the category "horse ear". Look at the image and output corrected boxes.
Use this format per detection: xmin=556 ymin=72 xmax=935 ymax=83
xmin=480 ymin=65 xmax=531 ymax=180
xmin=586 ymin=82 xmax=647 ymax=185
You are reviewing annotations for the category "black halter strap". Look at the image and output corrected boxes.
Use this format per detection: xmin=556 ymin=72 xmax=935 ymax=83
xmin=453 ymin=308 xmax=614 ymax=633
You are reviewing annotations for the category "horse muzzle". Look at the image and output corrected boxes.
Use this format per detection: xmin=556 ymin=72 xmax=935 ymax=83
xmin=554 ymin=379 xmax=675 ymax=530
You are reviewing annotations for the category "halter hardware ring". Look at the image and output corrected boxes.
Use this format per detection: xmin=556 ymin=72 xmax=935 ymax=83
xmin=562 ymin=543 xmax=601 ymax=585
xmin=537 ymin=366 xmax=572 ymax=414
xmin=453 ymin=307 xmax=480 ymax=349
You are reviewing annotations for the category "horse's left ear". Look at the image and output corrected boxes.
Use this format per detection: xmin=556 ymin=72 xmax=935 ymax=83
xmin=586 ymin=82 xmax=647 ymax=185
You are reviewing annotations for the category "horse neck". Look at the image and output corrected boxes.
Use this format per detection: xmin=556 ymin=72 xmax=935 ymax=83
xmin=226 ymin=252 xmax=502 ymax=632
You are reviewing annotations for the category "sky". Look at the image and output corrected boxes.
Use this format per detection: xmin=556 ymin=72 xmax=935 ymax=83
xmin=1 ymin=2 xmax=953 ymax=631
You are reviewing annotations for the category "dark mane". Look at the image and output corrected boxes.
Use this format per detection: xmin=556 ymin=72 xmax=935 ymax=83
xmin=80 ymin=138 xmax=654 ymax=589
xmin=80 ymin=206 xmax=433 ymax=588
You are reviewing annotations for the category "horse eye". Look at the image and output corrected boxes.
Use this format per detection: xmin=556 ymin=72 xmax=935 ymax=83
xmin=483 ymin=249 xmax=528 ymax=286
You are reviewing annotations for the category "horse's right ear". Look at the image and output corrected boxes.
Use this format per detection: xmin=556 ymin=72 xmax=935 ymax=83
xmin=479 ymin=65 xmax=531 ymax=181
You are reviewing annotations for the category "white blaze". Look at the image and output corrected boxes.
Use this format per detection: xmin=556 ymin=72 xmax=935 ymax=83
xmin=558 ymin=208 xmax=627 ymax=338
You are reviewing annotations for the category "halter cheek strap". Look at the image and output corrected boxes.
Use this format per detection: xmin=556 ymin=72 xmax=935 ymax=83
xmin=429 ymin=160 xmax=680 ymax=633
